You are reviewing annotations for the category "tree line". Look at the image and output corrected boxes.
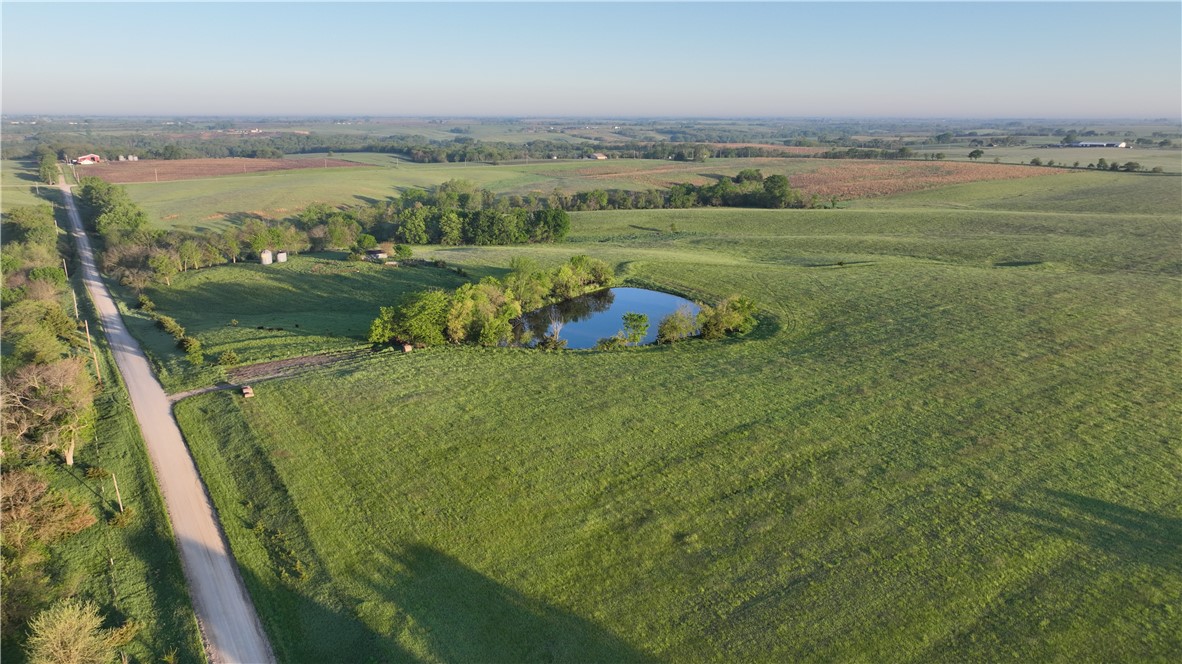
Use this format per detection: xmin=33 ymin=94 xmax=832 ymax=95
xmin=369 ymin=256 xmax=614 ymax=348
xmin=1 ymin=204 xmax=136 ymax=662
xmin=369 ymin=255 xmax=758 ymax=350
xmin=77 ymin=168 xmax=835 ymax=294
xmin=74 ymin=177 xmax=572 ymax=292
xmin=555 ymin=169 xmax=831 ymax=211
xmin=6 ymin=130 xmax=790 ymax=165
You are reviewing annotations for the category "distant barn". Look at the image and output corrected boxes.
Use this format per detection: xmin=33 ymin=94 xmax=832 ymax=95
xmin=75 ymin=153 xmax=102 ymax=165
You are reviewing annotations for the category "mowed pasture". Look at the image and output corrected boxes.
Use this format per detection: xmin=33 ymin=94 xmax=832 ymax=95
xmin=947 ymin=145 xmax=1181 ymax=172
xmin=167 ymin=172 xmax=1182 ymax=662
xmin=1 ymin=160 xmax=58 ymax=211
xmin=77 ymin=156 xmax=365 ymax=184
xmin=123 ymin=254 xmax=468 ymax=392
xmin=123 ymin=156 xmax=1069 ymax=232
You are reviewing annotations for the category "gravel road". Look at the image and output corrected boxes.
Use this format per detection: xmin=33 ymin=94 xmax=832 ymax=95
xmin=60 ymin=179 xmax=273 ymax=664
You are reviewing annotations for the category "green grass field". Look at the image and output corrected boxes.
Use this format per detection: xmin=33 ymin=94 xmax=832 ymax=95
xmin=947 ymin=145 xmax=1181 ymax=172
xmin=125 ymin=158 xmax=825 ymax=232
xmin=166 ymin=171 xmax=1182 ymax=661
xmin=126 ymin=254 xmax=468 ymax=392
xmin=1 ymin=160 xmax=59 ymax=212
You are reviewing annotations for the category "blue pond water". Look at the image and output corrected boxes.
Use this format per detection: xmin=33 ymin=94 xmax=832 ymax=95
xmin=521 ymin=287 xmax=700 ymax=349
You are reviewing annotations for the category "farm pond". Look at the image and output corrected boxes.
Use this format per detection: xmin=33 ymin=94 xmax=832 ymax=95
xmin=519 ymin=287 xmax=700 ymax=349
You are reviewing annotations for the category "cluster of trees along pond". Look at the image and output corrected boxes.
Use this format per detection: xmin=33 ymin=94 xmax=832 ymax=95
xmin=1 ymin=205 xmax=131 ymax=661
xmin=367 ymin=256 xmax=756 ymax=350
xmin=76 ymin=170 xmax=826 ymax=293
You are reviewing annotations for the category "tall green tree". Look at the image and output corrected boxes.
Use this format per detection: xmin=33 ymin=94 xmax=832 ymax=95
xmin=369 ymin=289 xmax=451 ymax=347
xmin=621 ymin=312 xmax=649 ymax=345
xmin=38 ymin=154 xmax=57 ymax=184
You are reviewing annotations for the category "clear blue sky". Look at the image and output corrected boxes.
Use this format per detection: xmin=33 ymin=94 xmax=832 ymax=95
xmin=3 ymin=2 xmax=1180 ymax=118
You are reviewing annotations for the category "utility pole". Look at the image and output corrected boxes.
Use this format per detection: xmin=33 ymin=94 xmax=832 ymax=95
xmin=84 ymin=320 xmax=103 ymax=384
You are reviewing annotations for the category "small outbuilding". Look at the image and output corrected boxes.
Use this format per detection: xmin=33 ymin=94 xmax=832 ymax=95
xmin=366 ymin=249 xmax=388 ymax=262
xmin=590 ymin=153 xmax=608 ymax=160
xmin=276 ymin=251 xmax=288 ymax=263
xmin=259 ymin=249 xmax=273 ymax=265
xmin=242 ymin=385 xmax=255 ymax=398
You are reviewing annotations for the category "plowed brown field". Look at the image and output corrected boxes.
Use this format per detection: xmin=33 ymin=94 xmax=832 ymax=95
xmin=705 ymin=143 xmax=825 ymax=155
xmin=78 ymin=157 xmax=365 ymax=184
xmin=789 ymin=161 xmax=1068 ymax=199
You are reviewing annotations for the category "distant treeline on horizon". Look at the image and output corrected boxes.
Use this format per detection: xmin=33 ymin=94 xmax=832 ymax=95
xmin=5 ymin=117 xmax=1177 ymax=162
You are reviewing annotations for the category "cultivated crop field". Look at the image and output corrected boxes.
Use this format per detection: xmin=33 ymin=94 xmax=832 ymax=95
xmin=78 ymin=157 xmax=365 ymax=184
xmin=163 ymin=172 xmax=1181 ymax=662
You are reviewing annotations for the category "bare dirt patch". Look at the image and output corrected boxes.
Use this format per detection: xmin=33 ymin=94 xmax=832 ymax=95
xmin=226 ymin=349 xmax=374 ymax=384
xmin=79 ymin=157 xmax=366 ymax=184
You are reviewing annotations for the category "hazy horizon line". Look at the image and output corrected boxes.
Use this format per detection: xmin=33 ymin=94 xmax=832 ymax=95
xmin=6 ymin=114 xmax=1180 ymax=123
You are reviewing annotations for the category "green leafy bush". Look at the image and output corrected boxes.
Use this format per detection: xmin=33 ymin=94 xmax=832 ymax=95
xmin=698 ymin=295 xmax=757 ymax=340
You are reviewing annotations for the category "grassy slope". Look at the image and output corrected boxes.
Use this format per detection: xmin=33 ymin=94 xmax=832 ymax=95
xmin=173 ymin=172 xmax=1181 ymax=662
xmin=124 ymin=254 xmax=469 ymax=393
xmin=1 ymin=199 xmax=204 ymax=663
xmin=124 ymin=158 xmax=822 ymax=232
xmin=944 ymin=146 xmax=1181 ymax=172
xmin=1 ymin=160 xmax=56 ymax=212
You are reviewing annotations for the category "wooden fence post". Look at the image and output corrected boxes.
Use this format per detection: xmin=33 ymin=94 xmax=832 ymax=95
xmin=112 ymin=473 xmax=124 ymax=513
xmin=84 ymin=320 xmax=103 ymax=384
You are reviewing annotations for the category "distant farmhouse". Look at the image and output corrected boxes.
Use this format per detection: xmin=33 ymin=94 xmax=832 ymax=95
xmin=589 ymin=153 xmax=608 ymax=160
xmin=1067 ymin=142 xmax=1129 ymax=148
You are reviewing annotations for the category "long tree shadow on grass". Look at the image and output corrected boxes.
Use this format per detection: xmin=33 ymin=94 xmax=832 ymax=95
xmin=1000 ymin=490 xmax=1181 ymax=573
xmin=365 ymin=544 xmax=656 ymax=663
xmin=179 ymin=536 xmax=407 ymax=664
